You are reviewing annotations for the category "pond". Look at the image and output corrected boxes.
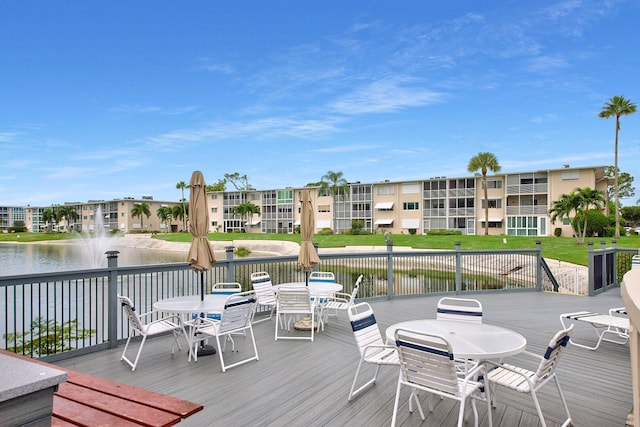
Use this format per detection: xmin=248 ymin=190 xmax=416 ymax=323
xmin=0 ymin=242 xmax=187 ymax=276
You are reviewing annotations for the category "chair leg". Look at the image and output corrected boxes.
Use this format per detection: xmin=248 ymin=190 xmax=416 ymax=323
xmin=348 ymin=358 xmax=381 ymax=401
xmin=554 ymin=377 xmax=573 ymax=426
xmin=530 ymin=389 xmax=548 ymax=427
xmin=128 ymin=335 xmax=147 ymax=372
xmin=391 ymin=372 xmax=403 ymax=427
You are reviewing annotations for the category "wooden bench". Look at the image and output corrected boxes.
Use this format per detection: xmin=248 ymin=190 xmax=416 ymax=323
xmin=560 ymin=310 xmax=630 ymax=351
xmin=0 ymin=350 xmax=203 ymax=426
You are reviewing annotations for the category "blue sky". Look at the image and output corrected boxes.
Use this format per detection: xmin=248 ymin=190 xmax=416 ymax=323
xmin=2 ymin=0 xmax=639 ymax=207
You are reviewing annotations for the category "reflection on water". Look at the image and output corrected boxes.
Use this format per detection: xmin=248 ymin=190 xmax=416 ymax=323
xmin=0 ymin=243 xmax=186 ymax=275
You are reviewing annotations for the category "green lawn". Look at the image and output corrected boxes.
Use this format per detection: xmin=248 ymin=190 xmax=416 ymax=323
xmin=3 ymin=231 xmax=639 ymax=266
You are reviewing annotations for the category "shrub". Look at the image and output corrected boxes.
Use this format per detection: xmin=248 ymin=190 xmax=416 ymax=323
xmin=408 ymin=228 xmax=417 ymax=235
xmin=4 ymin=317 xmax=96 ymax=356
xmin=426 ymin=229 xmax=462 ymax=236
xmin=234 ymin=246 xmax=251 ymax=257
xmin=554 ymin=227 xmax=562 ymax=237
xmin=317 ymin=228 xmax=333 ymax=235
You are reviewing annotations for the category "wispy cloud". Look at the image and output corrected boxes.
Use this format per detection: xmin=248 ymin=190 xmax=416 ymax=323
xmin=313 ymin=144 xmax=379 ymax=154
xmin=0 ymin=132 xmax=21 ymax=143
xmin=110 ymin=104 xmax=197 ymax=115
xmin=195 ymin=57 xmax=235 ymax=74
xmin=330 ymin=78 xmax=443 ymax=115
xmin=525 ymin=55 xmax=569 ymax=73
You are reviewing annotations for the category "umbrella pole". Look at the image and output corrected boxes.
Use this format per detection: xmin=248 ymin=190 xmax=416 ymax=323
xmin=197 ymin=271 xmax=216 ymax=356
xmin=305 ymin=271 xmax=309 ymax=286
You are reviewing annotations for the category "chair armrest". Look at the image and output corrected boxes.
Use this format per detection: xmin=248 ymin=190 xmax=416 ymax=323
xmin=362 ymin=343 xmax=397 ymax=357
xmin=328 ymin=292 xmax=351 ymax=302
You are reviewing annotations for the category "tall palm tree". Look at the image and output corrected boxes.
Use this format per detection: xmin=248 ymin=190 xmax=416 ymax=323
xmin=131 ymin=202 xmax=151 ymax=231
xmin=467 ymin=152 xmax=501 ymax=235
xmin=319 ymin=170 xmax=350 ymax=233
xmin=599 ymin=95 xmax=637 ymax=239
xmin=176 ymin=181 xmax=188 ymax=232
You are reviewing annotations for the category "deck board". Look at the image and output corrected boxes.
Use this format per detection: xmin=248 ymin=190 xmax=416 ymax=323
xmin=54 ymin=290 xmax=632 ymax=427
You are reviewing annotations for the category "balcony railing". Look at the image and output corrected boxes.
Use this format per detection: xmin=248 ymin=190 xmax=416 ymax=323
xmin=5 ymin=242 xmax=631 ymax=362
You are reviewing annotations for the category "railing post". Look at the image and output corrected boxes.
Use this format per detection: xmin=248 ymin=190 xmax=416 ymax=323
xmin=386 ymin=239 xmax=394 ymax=299
xmin=612 ymin=239 xmax=618 ymax=286
xmin=225 ymin=246 xmax=235 ymax=284
xmin=106 ymin=250 xmax=119 ymax=349
xmin=535 ymin=240 xmax=542 ymax=291
xmin=587 ymin=241 xmax=595 ymax=296
xmin=455 ymin=242 xmax=462 ymax=294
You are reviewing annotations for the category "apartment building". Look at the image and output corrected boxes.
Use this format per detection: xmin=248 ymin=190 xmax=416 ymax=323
xmin=207 ymin=165 xmax=608 ymax=237
xmin=21 ymin=198 xmax=181 ymax=233
xmin=4 ymin=165 xmax=607 ymax=237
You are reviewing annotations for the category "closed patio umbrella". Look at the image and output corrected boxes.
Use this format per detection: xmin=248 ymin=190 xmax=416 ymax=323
xmin=297 ymin=189 xmax=320 ymax=285
xmin=187 ymin=170 xmax=216 ymax=355
xmin=187 ymin=170 xmax=216 ymax=298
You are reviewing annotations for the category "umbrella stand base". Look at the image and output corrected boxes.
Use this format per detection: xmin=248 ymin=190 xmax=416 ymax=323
xmin=197 ymin=344 xmax=216 ymax=356
xmin=294 ymin=317 xmax=318 ymax=331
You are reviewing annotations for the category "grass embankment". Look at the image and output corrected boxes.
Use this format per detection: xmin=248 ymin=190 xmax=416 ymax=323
xmin=3 ymin=231 xmax=639 ymax=266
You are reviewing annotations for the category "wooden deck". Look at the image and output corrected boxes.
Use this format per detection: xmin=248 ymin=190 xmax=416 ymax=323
xmin=54 ymin=290 xmax=632 ymax=427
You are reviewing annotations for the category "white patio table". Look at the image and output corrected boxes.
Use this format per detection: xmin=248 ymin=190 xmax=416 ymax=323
xmin=385 ymin=319 xmax=526 ymax=360
xmin=154 ymin=295 xmax=230 ymax=358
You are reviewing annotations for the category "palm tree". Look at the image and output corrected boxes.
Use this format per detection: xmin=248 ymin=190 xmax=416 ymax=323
xmin=176 ymin=181 xmax=188 ymax=232
xmin=574 ymin=187 xmax=605 ymax=243
xmin=56 ymin=205 xmax=78 ymax=233
xmin=172 ymin=204 xmax=187 ymax=231
xmin=42 ymin=208 xmax=55 ymax=232
xmin=156 ymin=206 xmax=173 ymax=233
xmin=467 ymin=152 xmax=501 ymax=235
xmin=232 ymin=202 xmax=261 ymax=233
xmin=599 ymin=95 xmax=637 ymax=239
xmin=319 ymin=170 xmax=350 ymax=233
xmin=549 ymin=192 xmax=581 ymax=238
xmin=131 ymin=202 xmax=151 ymax=231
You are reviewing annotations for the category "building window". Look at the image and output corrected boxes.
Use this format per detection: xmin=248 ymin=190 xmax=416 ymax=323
xmin=377 ymin=185 xmax=395 ymax=195
xmin=211 ymin=207 xmax=217 ymax=213
xmin=561 ymin=170 xmax=580 ymax=181
xmin=210 ymin=194 xmax=218 ymax=200
xmin=318 ymin=205 xmax=330 ymax=213
xmin=486 ymin=180 xmax=502 ymax=189
xmin=481 ymin=199 xmax=502 ymax=209
xmin=277 ymin=190 xmax=293 ymax=204
xmin=507 ymin=216 xmax=539 ymax=236
xmin=403 ymin=202 xmax=419 ymax=210
xmin=401 ymin=183 xmax=420 ymax=194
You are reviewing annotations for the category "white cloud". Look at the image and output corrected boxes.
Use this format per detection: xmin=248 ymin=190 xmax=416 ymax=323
xmin=331 ymin=78 xmax=443 ymax=115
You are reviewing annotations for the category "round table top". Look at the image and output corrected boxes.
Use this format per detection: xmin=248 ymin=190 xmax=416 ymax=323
xmin=272 ymin=281 xmax=343 ymax=296
xmin=153 ymin=294 xmax=229 ymax=314
xmin=385 ymin=319 xmax=527 ymax=360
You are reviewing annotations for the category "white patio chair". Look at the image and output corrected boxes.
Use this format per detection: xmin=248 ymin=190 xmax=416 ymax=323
xmin=486 ymin=324 xmax=574 ymax=427
xmin=117 ymin=294 xmax=187 ymax=372
xmin=189 ymin=291 xmax=259 ymax=371
xmin=347 ymin=302 xmax=399 ymax=401
xmin=275 ymin=286 xmax=317 ymax=341
xmin=436 ymin=297 xmax=483 ymax=322
xmin=391 ymin=328 xmax=492 ymax=427
xmin=206 ymin=282 xmax=242 ymax=320
xmin=308 ymin=271 xmax=336 ymax=283
xmin=318 ymin=274 xmax=362 ymax=331
xmin=251 ymin=271 xmax=276 ymax=323
xmin=437 ymin=297 xmax=483 ymax=373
